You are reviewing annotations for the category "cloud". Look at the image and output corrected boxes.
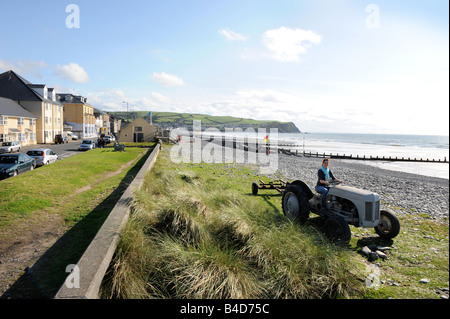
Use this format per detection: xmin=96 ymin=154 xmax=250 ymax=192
xmin=54 ymin=63 xmax=90 ymax=83
xmin=152 ymin=72 xmax=185 ymax=87
xmin=262 ymin=27 xmax=322 ymax=62
xmin=151 ymin=91 xmax=171 ymax=103
xmin=0 ymin=59 xmax=48 ymax=78
xmin=87 ymin=89 xmax=159 ymax=112
xmin=219 ymin=28 xmax=248 ymax=42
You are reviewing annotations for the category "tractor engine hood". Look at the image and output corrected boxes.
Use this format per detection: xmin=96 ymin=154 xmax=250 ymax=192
xmin=328 ymin=185 xmax=380 ymax=203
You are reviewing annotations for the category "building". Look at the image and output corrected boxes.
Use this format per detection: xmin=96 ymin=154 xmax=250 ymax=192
xmin=117 ymin=117 xmax=157 ymax=142
xmin=0 ymin=70 xmax=64 ymax=144
xmin=0 ymin=97 xmax=38 ymax=145
xmin=94 ymin=108 xmax=110 ymax=136
xmin=57 ymin=94 xmax=96 ymax=139
xmin=108 ymin=113 xmax=122 ymax=138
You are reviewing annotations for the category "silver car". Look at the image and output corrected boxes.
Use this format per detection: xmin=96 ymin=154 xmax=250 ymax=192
xmin=78 ymin=140 xmax=96 ymax=151
xmin=0 ymin=141 xmax=21 ymax=153
xmin=26 ymin=149 xmax=59 ymax=166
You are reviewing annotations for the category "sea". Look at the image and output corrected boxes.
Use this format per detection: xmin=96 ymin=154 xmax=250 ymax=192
xmin=276 ymin=133 xmax=449 ymax=180
xmin=203 ymin=131 xmax=449 ymax=179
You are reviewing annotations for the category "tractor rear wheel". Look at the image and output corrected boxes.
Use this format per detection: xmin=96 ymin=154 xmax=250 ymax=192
xmin=282 ymin=185 xmax=310 ymax=223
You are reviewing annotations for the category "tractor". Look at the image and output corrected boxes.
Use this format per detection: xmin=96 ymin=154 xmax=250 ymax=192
xmin=252 ymin=180 xmax=400 ymax=244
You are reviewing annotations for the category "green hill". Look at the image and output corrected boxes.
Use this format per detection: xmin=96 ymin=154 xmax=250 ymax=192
xmin=110 ymin=111 xmax=301 ymax=133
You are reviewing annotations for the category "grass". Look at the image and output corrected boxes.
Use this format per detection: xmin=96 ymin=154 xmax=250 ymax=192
xmin=357 ymin=217 xmax=449 ymax=299
xmin=0 ymin=147 xmax=147 ymax=231
xmin=0 ymin=145 xmax=154 ymax=298
xmin=101 ymin=147 xmax=367 ymax=299
xmin=102 ymin=145 xmax=449 ymax=299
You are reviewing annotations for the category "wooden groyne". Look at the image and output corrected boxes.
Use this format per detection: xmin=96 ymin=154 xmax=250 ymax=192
xmin=276 ymin=147 xmax=448 ymax=163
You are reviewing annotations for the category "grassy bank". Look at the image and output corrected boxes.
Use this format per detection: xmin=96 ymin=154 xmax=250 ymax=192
xmin=0 ymin=146 xmax=152 ymax=298
xmin=102 ymin=147 xmax=367 ymax=299
xmin=0 ymin=147 xmax=147 ymax=232
xmin=103 ymin=146 xmax=449 ymax=300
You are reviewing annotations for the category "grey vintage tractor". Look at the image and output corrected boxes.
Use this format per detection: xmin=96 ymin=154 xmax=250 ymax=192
xmin=252 ymin=180 xmax=400 ymax=244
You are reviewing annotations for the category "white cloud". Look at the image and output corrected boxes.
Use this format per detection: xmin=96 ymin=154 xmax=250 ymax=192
xmin=152 ymin=72 xmax=185 ymax=87
xmin=54 ymin=63 xmax=90 ymax=83
xmin=0 ymin=59 xmax=48 ymax=78
xmin=86 ymin=89 xmax=128 ymax=112
xmin=86 ymin=89 xmax=162 ymax=112
xmin=219 ymin=28 xmax=248 ymax=42
xmin=262 ymin=27 xmax=322 ymax=62
xmin=151 ymin=91 xmax=170 ymax=103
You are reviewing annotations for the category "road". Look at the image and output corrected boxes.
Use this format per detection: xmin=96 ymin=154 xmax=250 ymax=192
xmin=19 ymin=139 xmax=85 ymax=160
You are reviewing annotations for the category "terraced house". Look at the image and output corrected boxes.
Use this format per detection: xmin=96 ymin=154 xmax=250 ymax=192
xmin=0 ymin=97 xmax=37 ymax=145
xmin=0 ymin=70 xmax=64 ymax=144
xmin=57 ymin=93 xmax=96 ymax=139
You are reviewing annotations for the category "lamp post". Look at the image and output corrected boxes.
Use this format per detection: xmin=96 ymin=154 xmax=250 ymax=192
xmin=122 ymin=101 xmax=129 ymax=121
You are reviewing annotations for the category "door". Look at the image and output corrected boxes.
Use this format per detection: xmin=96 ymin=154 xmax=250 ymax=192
xmin=17 ymin=155 xmax=28 ymax=173
xmin=134 ymin=133 xmax=144 ymax=142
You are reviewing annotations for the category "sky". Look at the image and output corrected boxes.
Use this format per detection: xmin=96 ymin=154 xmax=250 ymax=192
xmin=0 ymin=0 xmax=448 ymax=135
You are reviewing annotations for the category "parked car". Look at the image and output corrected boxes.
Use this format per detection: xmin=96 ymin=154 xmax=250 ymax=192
xmin=78 ymin=140 xmax=96 ymax=151
xmin=54 ymin=134 xmax=69 ymax=144
xmin=0 ymin=154 xmax=35 ymax=179
xmin=0 ymin=141 xmax=21 ymax=153
xmin=67 ymin=132 xmax=79 ymax=140
xmin=26 ymin=149 xmax=59 ymax=166
xmin=105 ymin=135 xmax=115 ymax=142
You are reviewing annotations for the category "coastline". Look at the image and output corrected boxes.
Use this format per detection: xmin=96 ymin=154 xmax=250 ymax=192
xmin=199 ymin=131 xmax=449 ymax=179
xmin=278 ymin=137 xmax=449 ymax=180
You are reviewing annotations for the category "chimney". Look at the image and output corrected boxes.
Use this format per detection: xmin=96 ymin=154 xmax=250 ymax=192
xmin=48 ymin=88 xmax=56 ymax=101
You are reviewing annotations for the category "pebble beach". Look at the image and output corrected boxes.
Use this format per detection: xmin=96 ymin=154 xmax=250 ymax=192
xmin=274 ymin=153 xmax=449 ymax=221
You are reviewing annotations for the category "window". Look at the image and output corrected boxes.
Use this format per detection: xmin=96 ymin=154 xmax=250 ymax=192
xmin=0 ymin=116 xmax=7 ymax=125
xmin=135 ymin=126 xmax=143 ymax=132
xmin=18 ymin=117 xmax=24 ymax=125
xmin=29 ymin=118 xmax=36 ymax=126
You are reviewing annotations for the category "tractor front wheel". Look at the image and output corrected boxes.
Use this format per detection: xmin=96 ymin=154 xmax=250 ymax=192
xmin=374 ymin=209 xmax=400 ymax=239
